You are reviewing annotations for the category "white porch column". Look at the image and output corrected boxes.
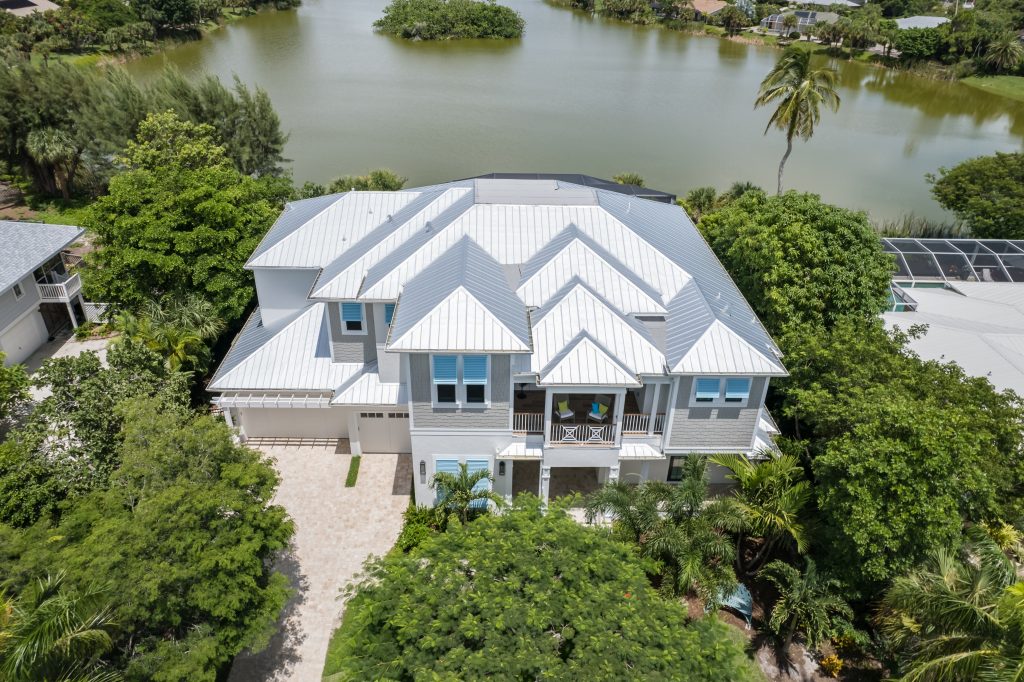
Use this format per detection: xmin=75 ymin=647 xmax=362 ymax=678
xmin=540 ymin=465 xmax=551 ymax=506
xmin=640 ymin=460 xmax=651 ymax=483
xmin=348 ymin=411 xmax=362 ymax=455
xmin=543 ymin=389 xmax=553 ymax=446
xmin=222 ymin=406 xmax=234 ymax=429
xmin=612 ymin=389 xmax=626 ymax=446
xmin=65 ymin=300 xmax=78 ymax=329
xmin=647 ymin=383 xmax=662 ymax=436
xmin=609 ymin=464 xmax=620 ymax=484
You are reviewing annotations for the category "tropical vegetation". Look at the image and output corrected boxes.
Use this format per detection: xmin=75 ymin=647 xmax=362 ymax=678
xmin=373 ymin=0 xmax=525 ymax=40
xmin=759 ymin=559 xmax=852 ymax=652
xmin=430 ymin=461 xmax=504 ymax=525
xmin=0 ymin=354 xmax=29 ymax=425
xmin=929 ymin=151 xmax=1024 ymax=240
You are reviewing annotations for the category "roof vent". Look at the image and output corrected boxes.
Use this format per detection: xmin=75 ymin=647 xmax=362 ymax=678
xmin=425 ymin=221 xmax=432 ymax=233
xmin=387 ymin=214 xmax=393 ymax=222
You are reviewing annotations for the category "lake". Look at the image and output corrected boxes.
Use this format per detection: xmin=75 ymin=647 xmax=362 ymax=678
xmin=124 ymin=0 xmax=1024 ymax=221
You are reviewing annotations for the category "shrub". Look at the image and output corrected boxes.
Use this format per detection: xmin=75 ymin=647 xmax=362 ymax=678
xmin=373 ymin=0 xmax=524 ymax=40
xmin=820 ymin=653 xmax=843 ymax=677
xmin=789 ymin=30 xmax=801 ymax=39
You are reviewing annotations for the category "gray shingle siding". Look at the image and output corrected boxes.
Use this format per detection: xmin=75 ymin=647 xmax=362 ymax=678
xmin=667 ymin=376 xmax=764 ymax=450
xmin=0 ymin=275 xmax=41 ymax=333
xmin=410 ymin=353 xmax=511 ymax=429
xmin=329 ymin=302 xmax=378 ymax=363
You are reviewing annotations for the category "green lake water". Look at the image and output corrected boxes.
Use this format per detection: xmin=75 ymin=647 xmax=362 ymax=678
xmin=124 ymin=0 xmax=1024 ymax=221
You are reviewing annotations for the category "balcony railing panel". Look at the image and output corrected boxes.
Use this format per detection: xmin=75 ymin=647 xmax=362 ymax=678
xmin=550 ymin=422 xmax=615 ymax=445
xmin=622 ymin=413 xmax=666 ymax=435
xmin=513 ymin=412 xmax=544 ymax=434
xmin=36 ymin=273 xmax=81 ymax=302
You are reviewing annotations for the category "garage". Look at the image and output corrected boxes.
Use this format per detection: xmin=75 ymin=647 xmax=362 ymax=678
xmin=238 ymin=407 xmax=351 ymax=440
xmin=1 ymin=310 xmax=48 ymax=366
xmin=358 ymin=411 xmax=412 ymax=453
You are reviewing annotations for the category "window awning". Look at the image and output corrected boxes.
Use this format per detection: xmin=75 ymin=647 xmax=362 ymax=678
xmin=496 ymin=442 xmax=543 ymax=460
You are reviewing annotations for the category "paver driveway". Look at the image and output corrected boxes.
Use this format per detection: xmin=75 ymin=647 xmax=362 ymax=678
xmin=229 ymin=442 xmax=410 ymax=682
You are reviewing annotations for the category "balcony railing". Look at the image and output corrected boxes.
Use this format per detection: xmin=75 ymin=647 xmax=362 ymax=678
xmin=61 ymin=252 xmax=83 ymax=268
xmin=549 ymin=422 xmax=615 ymax=446
xmin=622 ymin=413 xmax=666 ymax=435
xmin=37 ymin=273 xmax=81 ymax=302
xmin=513 ymin=412 xmax=544 ymax=434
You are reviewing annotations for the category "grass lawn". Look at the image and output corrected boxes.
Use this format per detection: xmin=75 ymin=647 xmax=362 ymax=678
xmin=344 ymin=455 xmax=361 ymax=487
xmin=962 ymin=75 xmax=1024 ymax=103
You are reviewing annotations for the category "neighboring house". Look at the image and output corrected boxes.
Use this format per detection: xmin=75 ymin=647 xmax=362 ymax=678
xmin=883 ymin=237 xmax=1024 ymax=395
xmin=895 ymin=15 xmax=949 ymax=29
xmin=760 ymin=10 xmax=837 ymax=34
xmin=0 ymin=221 xmax=87 ymax=366
xmin=209 ymin=177 xmax=787 ymax=507
xmin=0 ymin=0 xmax=58 ymax=16
xmin=691 ymin=0 xmax=729 ymax=19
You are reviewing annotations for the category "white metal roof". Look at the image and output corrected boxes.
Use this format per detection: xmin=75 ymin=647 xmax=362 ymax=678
xmin=0 ymin=221 xmax=83 ymax=293
xmin=619 ymin=443 xmax=665 ymax=460
xmin=331 ymin=362 xmax=408 ymax=405
xmin=538 ymin=333 xmax=641 ymax=387
xmin=896 ymin=15 xmax=948 ymax=29
xmin=209 ymin=304 xmax=362 ymax=391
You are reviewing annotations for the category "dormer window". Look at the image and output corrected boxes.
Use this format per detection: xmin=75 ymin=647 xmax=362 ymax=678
xmin=341 ymin=302 xmax=366 ymax=335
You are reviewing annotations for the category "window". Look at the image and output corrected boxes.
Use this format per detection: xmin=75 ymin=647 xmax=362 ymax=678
xmin=667 ymin=456 xmax=686 ymax=482
xmin=694 ymin=378 xmax=720 ymax=402
xmin=11 ymin=282 xmax=23 ymax=299
xmin=432 ymin=355 xmax=458 ymax=404
xmin=430 ymin=354 xmax=490 ymax=406
xmin=384 ymin=303 xmax=396 ymax=326
xmin=725 ymin=378 xmax=751 ymax=403
xmin=340 ymin=302 xmax=365 ymax=334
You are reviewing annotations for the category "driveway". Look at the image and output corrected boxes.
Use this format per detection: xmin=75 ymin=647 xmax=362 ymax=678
xmin=229 ymin=443 xmax=411 ymax=682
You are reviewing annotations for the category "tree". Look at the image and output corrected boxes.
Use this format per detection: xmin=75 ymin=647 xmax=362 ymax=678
xmin=760 ymin=559 xmax=852 ymax=653
xmin=327 ymin=497 xmax=762 ymax=681
xmin=985 ymin=32 xmax=1024 ymax=73
xmin=612 ymin=171 xmax=644 ymax=186
xmin=755 ymin=47 xmax=840 ymax=195
xmin=0 ymin=353 xmax=29 ymax=424
xmin=894 ymin=27 xmax=943 ymax=62
xmin=698 ymin=191 xmax=893 ymax=335
xmin=879 ymin=529 xmax=1024 ymax=681
xmin=84 ymin=112 xmax=287 ymax=323
xmin=717 ymin=5 xmax=749 ymax=35
xmin=585 ymin=457 xmax=742 ymax=605
xmin=430 ymin=462 xmax=504 ymax=525
xmin=326 ymin=168 xmax=406 ymax=193
xmin=930 ymin=152 xmax=1024 ymax=239
xmin=373 ymin=0 xmax=526 ymax=39
xmin=113 ymin=295 xmax=226 ymax=372
xmin=780 ymin=11 xmax=798 ymax=36
xmin=0 ymin=573 xmax=119 ymax=682
xmin=682 ymin=185 xmax=718 ymax=222
xmin=710 ymin=453 xmax=811 ymax=573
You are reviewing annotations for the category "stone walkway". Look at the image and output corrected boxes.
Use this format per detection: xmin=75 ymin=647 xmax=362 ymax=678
xmin=228 ymin=444 xmax=411 ymax=682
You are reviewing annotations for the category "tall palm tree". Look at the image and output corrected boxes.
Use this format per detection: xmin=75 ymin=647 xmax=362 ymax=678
xmin=0 ymin=573 xmax=120 ymax=682
xmin=761 ymin=558 xmax=852 ymax=653
xmin=710 ymin=452 xmax=811 ymax=573
xmin=985 ymin=33 xmax=1024 ymax=73
xmin=430 ymin=463 xmax=504 ymax=525
xmin=755 ymin=47 xmax=840 ymax=195
xmin=878 ymin=528 xmax=1024 ymax=681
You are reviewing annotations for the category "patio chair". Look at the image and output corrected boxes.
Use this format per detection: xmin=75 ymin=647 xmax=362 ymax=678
xmin=587 ymin=395 xmax=611 ymax=422
xmin=555 ymin=399 xmax=574 ymax=421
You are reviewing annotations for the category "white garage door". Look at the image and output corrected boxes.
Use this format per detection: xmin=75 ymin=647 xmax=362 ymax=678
xmin=359 ymin=411 xmax=411 ymax=454
xmin=238 ymin=407 xmax=351 ymax=439
xmin=1 ymin=311 xmax=48 ymax=366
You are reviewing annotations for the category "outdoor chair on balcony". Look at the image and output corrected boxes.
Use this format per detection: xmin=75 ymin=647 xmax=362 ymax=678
xmin=587 ymin=396 xmax=610 ymax=422
xmin=555 ymin=400 xmax=574 ymax=421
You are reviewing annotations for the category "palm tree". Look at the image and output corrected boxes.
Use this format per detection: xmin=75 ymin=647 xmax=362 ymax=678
xmin=755 ymin=47 xmax=840 ymax=195
xmin=112 ymin=295 xmax=225 ymax=371
xmin=710 ymin=452 xmax=811 ymax=573
xmin=430 ymin=463 xmax=504 ymax=525
xmin=0 ymin=573 xmax=120 ymax=682
xmin=761 ymin=559 xmax=852 ymax=653
xmin=985 ymin=33 xmax=1024 ymax=73
xmin=780 ymin=12 xmax=798 ymax=37
xmin=878 ymin=528 xmax=1024 ymax=681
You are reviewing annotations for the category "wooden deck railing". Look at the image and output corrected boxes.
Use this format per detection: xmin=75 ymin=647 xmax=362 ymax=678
xmin=36 ymin=273 xmax=81 ymax=302
xmin=622 ymin=413 xmax=666 ymax=435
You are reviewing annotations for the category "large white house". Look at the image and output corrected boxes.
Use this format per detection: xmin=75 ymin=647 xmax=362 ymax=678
xmin=209 ymin=177 xmax=787 ymax=506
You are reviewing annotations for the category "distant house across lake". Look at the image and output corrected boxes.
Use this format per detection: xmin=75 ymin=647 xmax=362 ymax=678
xmin=691 ymin=0 xmax=728 ymax=19
xmin=895 ymin=15 xmax=950 ymax=29
xmin=0 ymin=0 xmax=58 ymax=16
xmin=760 ymin=9 xmax=838 ymax=35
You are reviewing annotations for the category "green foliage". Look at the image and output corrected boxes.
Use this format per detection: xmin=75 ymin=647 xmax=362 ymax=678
xmin=394 ymin=503 xmax=442 ymax=552
xmin=373 ymin=0 xmax=525 ymax=40
xmin=929 ymin=151 xmax=1024 ymax=240
xmin=893 ymin=27 xmax=943 ymax=62
xmin=327 ymin=496 xmax=762 ymax=681
xmin=112 ymin=295 xmax=226 ymax=373
xmin=755 ymin=47 xmax=840 ymax=194
xmin=344 ymin=455 xmax=360 ymax=487
xmin=878 ymin=528 xmax=1024 ymax=681
xmin=699 ymin=191 xmax=894 ymax=334
xmin=600 ymin=0 xmax=657 ymax=24
xmin=717 ymin=5 xmax=750 ymax=35
xmin=585 ymin=457 xmax=742 ymax=605
xmin=326 ymin=168 xmax=407 ymax=193
xmin=0 ymin=352 xmax=29 ymax=424
xmin=0 ymin=398 xmax=294 ymax=681
xmin=430 ymin=461 xmax=504 ymax=525
xmin=760 ymin=558 xmax=853 ymax=652
xmin=612 ymin=171 xmax=645 ymax=186
xmin=0 ymin=572 xmax=120 ymax=682
xmin=84 ymin=112 xmax=288 ymax=323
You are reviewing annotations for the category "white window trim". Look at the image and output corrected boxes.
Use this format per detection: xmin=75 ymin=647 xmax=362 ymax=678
xmin=339 ymin=302 xmax=368 ymax=336
xmin=430 ymin=354 xmax=491 ymax=409
xmin=12 ymin=282 xmax=23 ymax=300
xmin=688 ymin=377 xmax=752 ymax=408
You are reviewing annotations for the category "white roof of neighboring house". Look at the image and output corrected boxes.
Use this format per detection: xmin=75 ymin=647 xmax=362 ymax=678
xmin=883 ymin=283 xmax=1024 ymax=395
xmin=215 ymin=179 xmax=785 ymax=392
xmin=0 ymin=221 xmax=83 ymax=293
xmin=895 ymin=15 xmax=949 ymax=29
xmin=1 ymin=0 xmax=59 ymax=17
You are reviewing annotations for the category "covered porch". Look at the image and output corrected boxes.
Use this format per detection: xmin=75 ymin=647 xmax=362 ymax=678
xmin=511 ymin=382 xmax=668 ymax=443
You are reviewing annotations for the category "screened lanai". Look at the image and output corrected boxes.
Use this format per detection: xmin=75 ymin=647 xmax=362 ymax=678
xmin=883 ymin=238 xmax=1024 ymax=286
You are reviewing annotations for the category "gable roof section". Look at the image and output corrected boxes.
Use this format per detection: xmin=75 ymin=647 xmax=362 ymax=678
xmin=0 ymin=221 xmax=83 ymax=292
xmin=247 ymin=191 xmax=423 ymax=268
xmin=530 ymin=280 xmax=664 ymax=381
xmin=538 ymin=332 xmax=641 ymax=386
xmin=331 ymin=361 xmax=408 ymax=405
xmin=516 ymin=224 xmax=666 ymax=314
xmin=209 ymin=303 xmax=361 ymax=390
xmin=387 ymin=236 xmax=531 ymax=352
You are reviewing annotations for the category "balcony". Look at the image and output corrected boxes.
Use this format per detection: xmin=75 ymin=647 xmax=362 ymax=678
xmin=512 ymin=390 xmax=665 ymax=444
xmin=36 ymin=272 xmax=81 ymax=302
xmin=549 ymin=421 xmax=615 ymax=446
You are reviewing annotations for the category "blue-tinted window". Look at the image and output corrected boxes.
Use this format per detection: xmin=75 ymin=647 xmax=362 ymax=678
xmin=695 ymin=378 xmax=720 ymax=402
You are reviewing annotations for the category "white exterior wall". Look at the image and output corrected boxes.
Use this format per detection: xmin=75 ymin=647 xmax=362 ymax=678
xmin=238 ymin=406 xmax=353 ymax=439
xmin=410 ymin=431 xmax=512 ymax=506
xmin=253 ymin=268 xmax=320 ymax=331
xmin=0 ymin=308 xmax=48 ymax=365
